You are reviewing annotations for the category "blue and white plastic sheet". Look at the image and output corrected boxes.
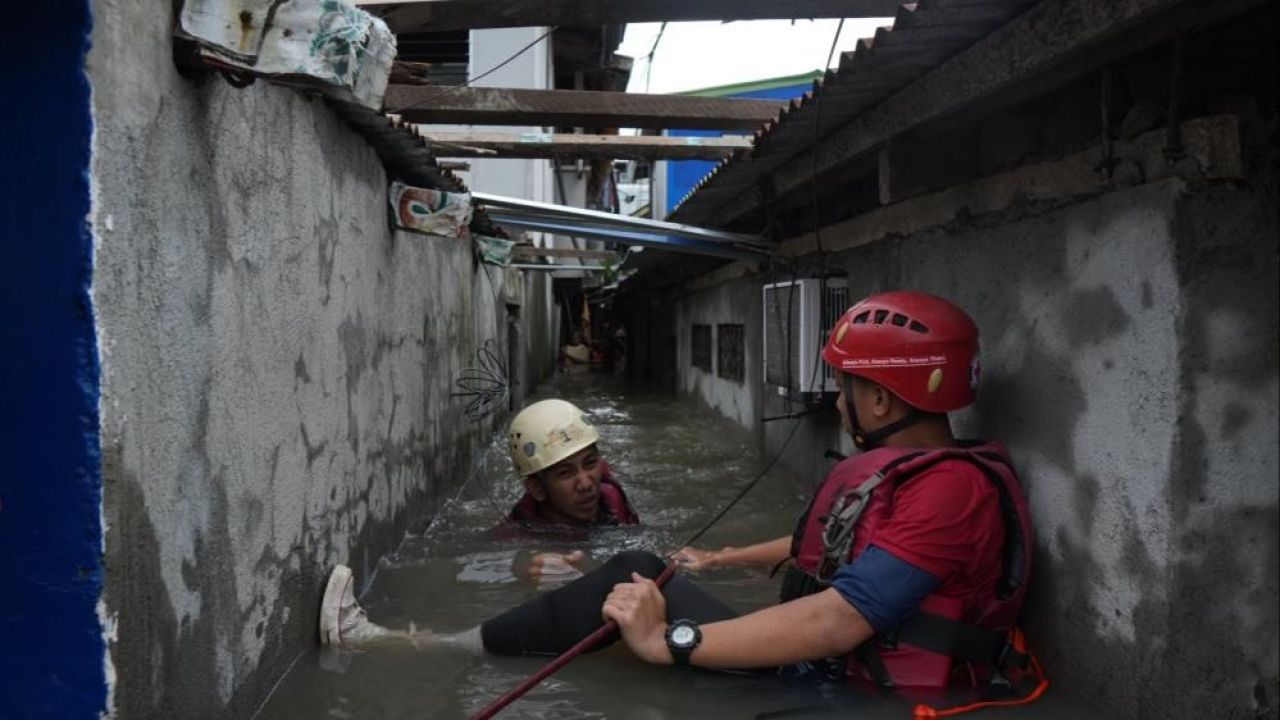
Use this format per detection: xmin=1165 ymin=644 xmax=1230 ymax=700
xmin=177 ymin=0 xmax=395 ymax=110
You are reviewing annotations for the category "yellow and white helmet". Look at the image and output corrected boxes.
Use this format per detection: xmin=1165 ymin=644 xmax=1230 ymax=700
xmin=507 ymin=399 xmax=600 ymax=476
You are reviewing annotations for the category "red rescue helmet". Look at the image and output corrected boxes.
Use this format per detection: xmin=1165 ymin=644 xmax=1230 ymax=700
xmin=821 ymin=291 xmax=979 ymax=413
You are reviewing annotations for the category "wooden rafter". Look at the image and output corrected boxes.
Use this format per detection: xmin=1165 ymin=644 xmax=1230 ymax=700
xmin=416 ymin=131 xmax=751 ymax=159
xmin=385 ymin=85 xmax=784 ymax=130
xmin=357 ymin=0 xmax=903 ymax=34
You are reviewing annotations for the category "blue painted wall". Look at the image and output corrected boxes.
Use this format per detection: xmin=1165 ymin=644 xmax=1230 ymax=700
xmin=665 ymin=83 xmax=814 ymax=215
xmin=0 ymin=1 xmax=106 ymax=718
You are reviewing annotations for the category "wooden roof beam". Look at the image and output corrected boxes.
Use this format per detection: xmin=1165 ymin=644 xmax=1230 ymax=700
xmin=415 ymin=131 xmax=751 ymax=159
xmin=385 ymin=85 xmax=784 ymax=130
xmin=357 ymin=0 xmax=903 ymax=34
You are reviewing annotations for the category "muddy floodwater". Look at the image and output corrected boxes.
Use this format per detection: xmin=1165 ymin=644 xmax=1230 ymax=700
xmin=257 ymin=375 xmax=1109 ymax=720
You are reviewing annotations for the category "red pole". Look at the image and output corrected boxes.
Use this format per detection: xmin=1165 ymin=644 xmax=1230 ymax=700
xmin=469 ymin=563 xmax=677 ymax=720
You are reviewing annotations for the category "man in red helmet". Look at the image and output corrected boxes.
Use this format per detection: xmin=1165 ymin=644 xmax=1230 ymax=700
xmin=603 ymin=291 xmax=1038 ymax=702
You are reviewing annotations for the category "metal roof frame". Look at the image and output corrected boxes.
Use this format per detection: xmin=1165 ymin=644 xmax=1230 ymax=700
xmin=472 ymin=192 xmax=772 ymax=262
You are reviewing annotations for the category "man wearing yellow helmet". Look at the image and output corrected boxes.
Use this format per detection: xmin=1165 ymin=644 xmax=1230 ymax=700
xmin=504 ymin=398 xmax=638 ymax=528
xmin=319 ymin=399 xmax=642 ymax=646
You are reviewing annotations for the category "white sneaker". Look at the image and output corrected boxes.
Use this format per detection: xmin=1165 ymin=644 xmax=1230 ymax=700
xmin=319 ymin=564 xmax=392 ymax=646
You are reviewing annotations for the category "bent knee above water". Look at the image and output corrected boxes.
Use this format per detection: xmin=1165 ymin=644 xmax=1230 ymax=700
xmin=601 ymin=549 xmax=666 ymax=582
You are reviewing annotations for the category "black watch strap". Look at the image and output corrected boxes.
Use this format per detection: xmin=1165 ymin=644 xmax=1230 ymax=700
xmin=665 ymin=619 xmax=702 ymax=667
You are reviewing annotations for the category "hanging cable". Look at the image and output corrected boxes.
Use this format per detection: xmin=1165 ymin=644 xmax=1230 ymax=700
xmin=390 ymin=26 xmax=559 ymax=114
xmin=643 ymin=22 xmax=668 ymax=94
xmin=451 ymin=340 xmax=511 ymax=423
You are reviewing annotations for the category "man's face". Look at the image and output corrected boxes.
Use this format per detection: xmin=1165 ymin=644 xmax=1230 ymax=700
xmin=836 ymin=379 xmax=853 ymax=435
xmin=837 ymin=374 xmax=888 ymax=438
xmin=533 ymin=445 xmax=604 ymax=523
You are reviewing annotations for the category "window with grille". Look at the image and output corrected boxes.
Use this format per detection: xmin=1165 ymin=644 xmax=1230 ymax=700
xmin=691 ymin=324 xmax=713 ymax=372
xmin=717 ymin=324 xmax=745 ymax=383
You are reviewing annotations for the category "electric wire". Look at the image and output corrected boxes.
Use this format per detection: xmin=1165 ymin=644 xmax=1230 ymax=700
xmin=451 ymin=340 xmax=511 ymax=423
xmin=390 ymin=26 xmax=559 ymax=114
xmin=643 ymin=22 xmax=668 ymax=94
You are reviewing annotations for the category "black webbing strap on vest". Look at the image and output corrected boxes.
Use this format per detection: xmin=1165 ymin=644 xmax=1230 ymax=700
xmin=852 ymin=448 xmax=1031 ymax=687
xmin=893 ymin=611 xmax=1030 ymax=669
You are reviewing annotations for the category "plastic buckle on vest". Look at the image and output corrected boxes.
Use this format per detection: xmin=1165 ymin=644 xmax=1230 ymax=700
xmin=816 ymin=557 xmax=839 ymax=582
xmin=996 ymin=643 xmax=1031 ymax=670
xmin=876 ymin=629 xmax=899 ymax=651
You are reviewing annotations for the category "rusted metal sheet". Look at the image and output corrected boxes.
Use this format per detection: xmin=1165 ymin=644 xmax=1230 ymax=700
xmin=385 ymin=85 xmax=786 ymax=131
xmin=360 ymin=0 xmax=904 ymax=34
xmin=178 ymin=0 xmax=396 ymax=109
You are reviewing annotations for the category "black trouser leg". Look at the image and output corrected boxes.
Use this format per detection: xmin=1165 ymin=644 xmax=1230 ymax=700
xmin=480 ymin=550 xmax=739 ymax=656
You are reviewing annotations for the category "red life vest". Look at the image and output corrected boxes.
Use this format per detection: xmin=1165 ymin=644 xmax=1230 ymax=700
xmin=783 ymin=441 xmax=1033 ymax=691
xmin=508 ymin=464 xmax=639 ymax=526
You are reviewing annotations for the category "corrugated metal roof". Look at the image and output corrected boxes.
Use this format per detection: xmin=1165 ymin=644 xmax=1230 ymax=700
xmin=668 ymin=0 xmax=1037 ymax=228
xmin=327 ymin=98 xmax=472 ymax=194
xmin=327 ymin=97 xmax=505 ymax=233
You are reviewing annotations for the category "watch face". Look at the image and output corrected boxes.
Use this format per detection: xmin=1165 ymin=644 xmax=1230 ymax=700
xmin=670 ymin=625 xmax=697 ymax=647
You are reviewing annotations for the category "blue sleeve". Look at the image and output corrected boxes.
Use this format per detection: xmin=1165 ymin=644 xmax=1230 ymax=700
xmin=829 ymin=545 xmax=941 ymax=633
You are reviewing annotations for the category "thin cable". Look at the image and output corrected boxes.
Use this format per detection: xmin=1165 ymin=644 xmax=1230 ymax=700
xmin=452 ymin=340 xmax=511 ymax=423
xmin=824 ymin=19 xmax=846 ymax=70
xmin=391 ymin=27 xmax=558 ymax=114
xmin=643 ymin=22 xmax=668 ymax=94
xmin=670 ymin=411 xmax=805 ymax=552
xmin=800 ymin=20 xmax=848 ymax=397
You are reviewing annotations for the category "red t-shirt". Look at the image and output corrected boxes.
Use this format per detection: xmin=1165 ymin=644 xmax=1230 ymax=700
xmin=866 ymin=459 xmax=1005 ymax=613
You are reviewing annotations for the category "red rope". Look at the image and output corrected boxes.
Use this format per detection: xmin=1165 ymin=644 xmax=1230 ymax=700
xmin=468 ymin=564 xmax=678 ymax=720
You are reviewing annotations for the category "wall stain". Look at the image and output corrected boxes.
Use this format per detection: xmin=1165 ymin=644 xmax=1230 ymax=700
xmin=316 ymin=215 xmax=338 ymax=306
xmin=1063 ymin=286 xmax=1133 ymax=347
xmin=293 ymin=352 xmax=310 ymax=385
xmin=1220 ymin=401 xmax=1253 ymax=440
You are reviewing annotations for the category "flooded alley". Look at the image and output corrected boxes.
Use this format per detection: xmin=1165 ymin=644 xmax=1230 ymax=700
xmin=257 ymin=375 xmax=1107 ymax=720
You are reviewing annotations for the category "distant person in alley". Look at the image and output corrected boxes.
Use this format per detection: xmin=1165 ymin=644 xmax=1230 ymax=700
xmin=318 ymin=292 xmax=1042 ymax=713
xmin=558 ymin=330 xmax=592 ymax=372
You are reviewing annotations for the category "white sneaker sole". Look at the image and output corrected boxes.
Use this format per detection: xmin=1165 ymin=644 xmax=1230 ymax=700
xmin=319 ymin=564 xmax=354 ymax=647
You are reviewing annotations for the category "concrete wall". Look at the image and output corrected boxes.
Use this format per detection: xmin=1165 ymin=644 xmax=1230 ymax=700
xmin=674 ymin=279 xmax=763 ymax=430
xmin=88 ymin=1 xmax=553 ymax=716
xmin=463 ymin=27 xmax=555 ymax=209
xmin=671 ymin=173 xmax=1278 ymax=716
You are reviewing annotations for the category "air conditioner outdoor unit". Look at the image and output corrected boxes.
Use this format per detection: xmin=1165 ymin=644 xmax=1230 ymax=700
xmin=762 ymin=278 xmax=848 ymax=398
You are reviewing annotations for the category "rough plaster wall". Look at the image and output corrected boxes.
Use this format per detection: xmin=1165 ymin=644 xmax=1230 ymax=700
xmin=826 ymin=177 xmax=1276 ymax=717
xmin=1164 ymin=174 xmax=1279 ymax=717
xmin=675 ymin=281 xmax=762 ymax=430
xmin=88 ymin=1 xmax=535 ymax=716
xmin=518 ymin=271 xmax=557 ymax=403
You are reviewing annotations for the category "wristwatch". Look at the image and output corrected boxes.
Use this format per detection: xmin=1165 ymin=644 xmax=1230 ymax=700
xmin=664 ymin=619 xmax=702 ymax=666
